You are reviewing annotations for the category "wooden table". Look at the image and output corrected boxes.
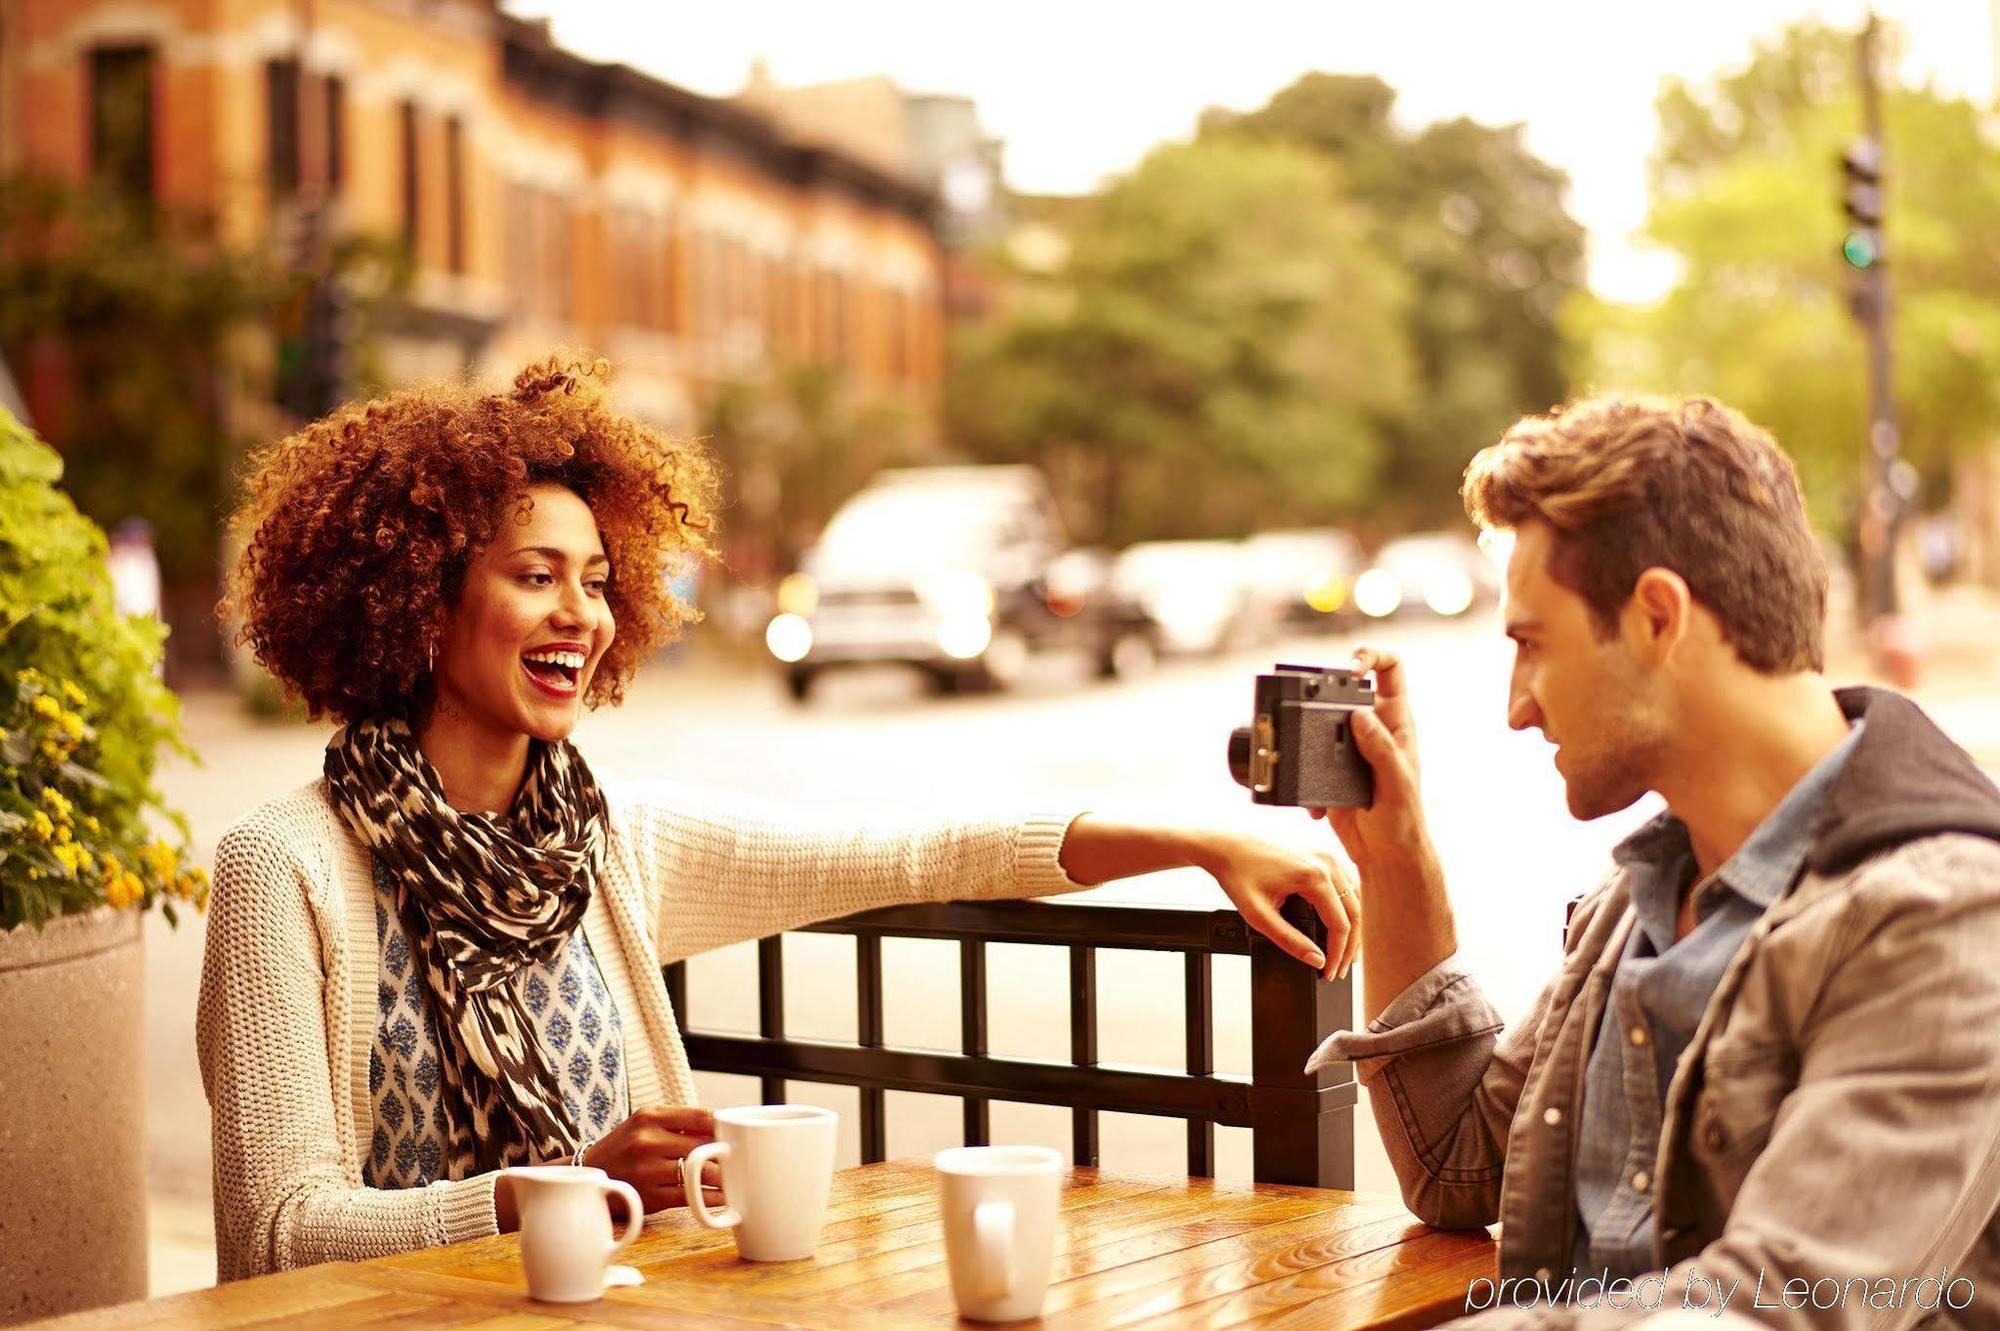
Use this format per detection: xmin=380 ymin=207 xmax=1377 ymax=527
xmin=49 ymin=1161 xmax=1497 ymax=1329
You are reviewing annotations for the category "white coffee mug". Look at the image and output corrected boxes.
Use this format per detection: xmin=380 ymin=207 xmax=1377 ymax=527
xmin=501 ymin=1165 xmax=644 ymax=1303
xmin=935 ymin=1145 xmax=1064 ymax=1323
xmin=680 ymin=1104 xmax=839 ymax=1261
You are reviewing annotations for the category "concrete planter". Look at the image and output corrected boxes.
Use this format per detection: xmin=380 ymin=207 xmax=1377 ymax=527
xmin=0 ymin=906 xmax=147 ymax=1324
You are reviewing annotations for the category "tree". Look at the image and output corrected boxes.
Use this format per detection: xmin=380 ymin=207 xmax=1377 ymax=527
xmin=950 ymin=136 xmax=1412 ymax=545
xmin=703 ymin=363 xmax=924 ymax=577
xmin=0 ymin=178 xmax=278 ymax=590
xmin=1212 ymin=74 xmax=1587 ymax=524
xmin=1565 ymin=20 xmax=2000 ymax=521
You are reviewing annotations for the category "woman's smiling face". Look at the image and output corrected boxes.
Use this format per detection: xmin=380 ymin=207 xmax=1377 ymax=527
xmin=432 ymin=483 xmax=616 ymax=742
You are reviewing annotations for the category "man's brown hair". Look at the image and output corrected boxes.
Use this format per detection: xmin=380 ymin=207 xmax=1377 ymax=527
xmin=1461 ymin=395 xmax=1826 ymax=673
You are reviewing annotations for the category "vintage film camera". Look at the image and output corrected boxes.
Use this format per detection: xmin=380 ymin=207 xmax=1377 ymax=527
xmin=1226 ymin=664 xmax=1376 ymax=808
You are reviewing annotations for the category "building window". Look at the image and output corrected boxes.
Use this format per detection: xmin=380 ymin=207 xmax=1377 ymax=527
xmin=265 ymin=58 xmax=300 ymax=200
xmin=89 ymin=45 xmax=155 ymax=206
xmin=443 ymin=115 xmax=465 ymax=275
xmin=505 ymin=181 xmax=532 ymax=315
xmin=398 ymin=99 xmax=420 ymax=254
xmin=325 ymin=76 xmax=346 ymax=196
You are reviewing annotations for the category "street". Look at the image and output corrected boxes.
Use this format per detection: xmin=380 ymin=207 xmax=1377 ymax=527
xmin=140 ymin=610 xmax=2000 ymax=1292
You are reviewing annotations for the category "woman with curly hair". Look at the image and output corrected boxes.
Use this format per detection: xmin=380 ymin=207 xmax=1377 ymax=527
xmin=197 ymin=354 xmax=1357 ymax=1280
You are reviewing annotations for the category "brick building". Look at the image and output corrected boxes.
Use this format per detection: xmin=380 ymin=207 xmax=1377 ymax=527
xmin=0 ymin=0 xmax=947 ymax=436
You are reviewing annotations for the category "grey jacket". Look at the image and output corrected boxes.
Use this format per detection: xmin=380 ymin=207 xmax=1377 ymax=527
xmin=1317 ymin=688 xmax=2000 ymax=1328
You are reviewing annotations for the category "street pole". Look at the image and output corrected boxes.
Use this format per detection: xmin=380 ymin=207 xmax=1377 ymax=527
xmin=1849 ymin=13 xmax=1917 ymax=683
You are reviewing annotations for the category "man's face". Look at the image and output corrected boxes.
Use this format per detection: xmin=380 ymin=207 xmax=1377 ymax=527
xmin=1502 ymin=521 xmax=1668 ymax=821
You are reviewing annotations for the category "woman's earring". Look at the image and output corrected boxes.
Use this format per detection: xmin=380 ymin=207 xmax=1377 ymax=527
xmin=427 ymin=643 xmax=436 ymax=675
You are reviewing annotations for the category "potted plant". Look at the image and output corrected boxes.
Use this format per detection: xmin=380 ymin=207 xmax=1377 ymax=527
xmin=0 ymin=408 xmax=205 ymax=1324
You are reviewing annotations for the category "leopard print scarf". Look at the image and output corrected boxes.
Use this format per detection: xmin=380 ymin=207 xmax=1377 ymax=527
xmin=324 ymin=715 xmax=609 ymax=1176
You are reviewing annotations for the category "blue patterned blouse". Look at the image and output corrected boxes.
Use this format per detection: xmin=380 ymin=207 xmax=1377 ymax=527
xmin=361 ymin=860 xmax=631 ymax=1188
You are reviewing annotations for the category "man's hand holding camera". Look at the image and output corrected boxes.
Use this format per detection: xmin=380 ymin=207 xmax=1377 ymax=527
xmin=1228 ymin=646 xmax=1454 ymax=1017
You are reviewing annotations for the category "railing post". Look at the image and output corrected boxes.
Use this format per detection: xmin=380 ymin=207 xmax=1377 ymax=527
xmin=856 ymin=933 xmax=886 ymax=1163
xmin=1184 ymin=951 xmax=1215 ymax=1176
xmin=757 ymin=937 xmax=786 ymax=1105
xmin=1248 ymin=899 xmax=1354 ymax=1188
xmin=1069 ymin=944 xmax=1099 ymax=1167
xmin=960 ymin=939 xmax=990 ymax=1146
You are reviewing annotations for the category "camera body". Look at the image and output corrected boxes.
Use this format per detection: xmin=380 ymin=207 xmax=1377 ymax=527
xmin=1227 ymin=664 xmax=1376 ymax=808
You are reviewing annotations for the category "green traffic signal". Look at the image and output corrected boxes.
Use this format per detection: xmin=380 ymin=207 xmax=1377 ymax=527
xmin=1842 ymin=229 xmax=1878 ymax=269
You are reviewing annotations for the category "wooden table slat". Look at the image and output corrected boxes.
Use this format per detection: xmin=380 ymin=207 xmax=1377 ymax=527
xmin=46 ymin=1162 xmax=1495 ymax=1331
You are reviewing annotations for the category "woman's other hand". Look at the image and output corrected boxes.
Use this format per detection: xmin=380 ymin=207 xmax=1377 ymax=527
xmin=1193 ymin=833 xmax=1358 ymax=982
xmin=584 ymin=1105 xmax=721 ymax=1213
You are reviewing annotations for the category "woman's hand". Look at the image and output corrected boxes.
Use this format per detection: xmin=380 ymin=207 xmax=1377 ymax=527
xmin=582 ymin=1105 xmax=722 ymax=1214
xmin=1192 ymin=832 xmax=1359 ymax=982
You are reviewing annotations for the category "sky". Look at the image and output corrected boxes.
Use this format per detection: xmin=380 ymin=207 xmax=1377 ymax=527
xmin=503 ymin=2 xmax=1998 ymax=305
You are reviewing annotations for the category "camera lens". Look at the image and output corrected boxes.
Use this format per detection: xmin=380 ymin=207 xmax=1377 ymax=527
xmin=1227 ymin=726 xmax=1253 ymax=787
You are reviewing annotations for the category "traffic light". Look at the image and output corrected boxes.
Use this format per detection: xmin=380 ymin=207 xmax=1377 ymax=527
xmin=275 ymin=272 xmax=351 ymax=420
xmin=1841 ymin=137 xmax=1882 ymax=269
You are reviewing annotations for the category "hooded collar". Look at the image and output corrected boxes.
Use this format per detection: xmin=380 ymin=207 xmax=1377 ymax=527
xmin=1807 ymin=687 xmax=2000 ymax=875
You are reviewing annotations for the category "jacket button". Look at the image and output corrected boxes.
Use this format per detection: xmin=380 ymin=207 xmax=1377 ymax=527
xmin=1631 ymin=1170 xmax=1652 ymax=1193
xmin=1543 ymin=1107 xmax=1563 ymax=1127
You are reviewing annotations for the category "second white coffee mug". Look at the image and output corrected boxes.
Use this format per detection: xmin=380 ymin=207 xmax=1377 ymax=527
xmin=681 ymin=1104 xmax=839 ymax=1261
xmin=935 ymin=1144 xmax=1064 ymax=1322
xmin=501 ymin=1165 xmax=644 ymax=1303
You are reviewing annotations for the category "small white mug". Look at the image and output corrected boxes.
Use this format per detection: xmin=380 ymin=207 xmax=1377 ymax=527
xmin=680 ymin=1104 xmax=839 ymax=1261
xmin=935 ymin=1145 xmax=1064 ymax=1323
xmin=501 ymin=1165 xmax=644 ymax=1303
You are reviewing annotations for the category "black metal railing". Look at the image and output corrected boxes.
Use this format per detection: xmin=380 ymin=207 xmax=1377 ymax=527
xmin=663 ymin=896 xmax=1356 ymax=1188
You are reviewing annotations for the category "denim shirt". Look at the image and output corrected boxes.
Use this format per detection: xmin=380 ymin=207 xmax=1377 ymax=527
xmin=1571 ymin=719 xmax=1864 ymax=1277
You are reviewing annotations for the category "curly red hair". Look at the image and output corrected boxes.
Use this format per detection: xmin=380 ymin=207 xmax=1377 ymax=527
xmin=221 ymin=353 xmax=719 ymax=724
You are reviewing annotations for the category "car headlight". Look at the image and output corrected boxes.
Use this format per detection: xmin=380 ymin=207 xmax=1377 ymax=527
xmin=1304 ymin=573 xmax=1348 ymax=614
xmin=936 ymin=615 xmax=993 ymax=660
xmin=775 ymin=572 xmax=818 ymax=616
xmin=919 ymin=570 xmax=995 ymax=618
xmin=1424 ymin=570 xmax=1474 ymax=616
xmin=765 ymin=613 xmax=813 ymax=663
xmin=1352 ymin=569 xmax=1403 ymax=618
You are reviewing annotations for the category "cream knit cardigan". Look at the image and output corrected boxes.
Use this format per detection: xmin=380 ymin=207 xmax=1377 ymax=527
xmin=196 ymin=774 xmax=1084 ymax=1281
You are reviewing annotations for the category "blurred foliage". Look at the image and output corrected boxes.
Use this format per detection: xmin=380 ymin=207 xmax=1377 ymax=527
xmin=0 ymin=177 xmax=409 ymax=594
xmin=950 ymin=135 xmax=1413 ymax=544
xmin=0 ymin=410 xmax=202 ymax=930
xmin=0 ymin=177 xmax=277 ymax=586
xmin=951 ymin=74 xmax=1584 ymax=541
xmin=1212 ymin=75 xmax=1587 ymax=525
xmin=1566 ymin=19 xmax=2000 ymax=521
xmin=704 ymin=363 xmax=923 ymax=575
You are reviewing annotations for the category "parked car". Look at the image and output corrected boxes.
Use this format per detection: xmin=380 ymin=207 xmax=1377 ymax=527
xmin=1109 ymin=539 xmax=1251 ymax=656
xmin=764 ymin=467 xmax=1153 ymax=700
xmin=1238 ymin=528 xmax=1365 ymax=638
xmin=1351 ymin=531 xmax=1502 ymax=619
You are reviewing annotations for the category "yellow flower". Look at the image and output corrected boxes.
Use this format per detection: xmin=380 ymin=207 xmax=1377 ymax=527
xmin=40 ymin=787 xmax=73 ymax=819
xmin=17 ymin=666 xmax=43 ymax=685
xmin=53 ymin=822 xmax=71 ymax=845
xmin=39 ymin=739 xmax=63 ymax=763
xmin=105 ymin=874 xmax=135 ymax=909
xmin=59 ymin=680 xmax=87 ymax=707
xmin=82 ymin=814 xmax=100 ymax=834
xmin=32 ymin=695 xmax=61 ymax=721
xmin=28 ymin=809 xmax=54 ymax=842
xmin=100 ymin=851 xmax=123 ymax=880
xmin=58 ymin=712 xmax=83 ymax=742
xmin=141 ymin=841 xmax=178 ymax=885
xmin=53 ymin=843 xmax=84 ymax=876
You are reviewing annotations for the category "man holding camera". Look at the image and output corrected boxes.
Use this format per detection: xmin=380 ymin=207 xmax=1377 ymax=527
xmin=1307 ymin=396 xmax=2000 ymax=1328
